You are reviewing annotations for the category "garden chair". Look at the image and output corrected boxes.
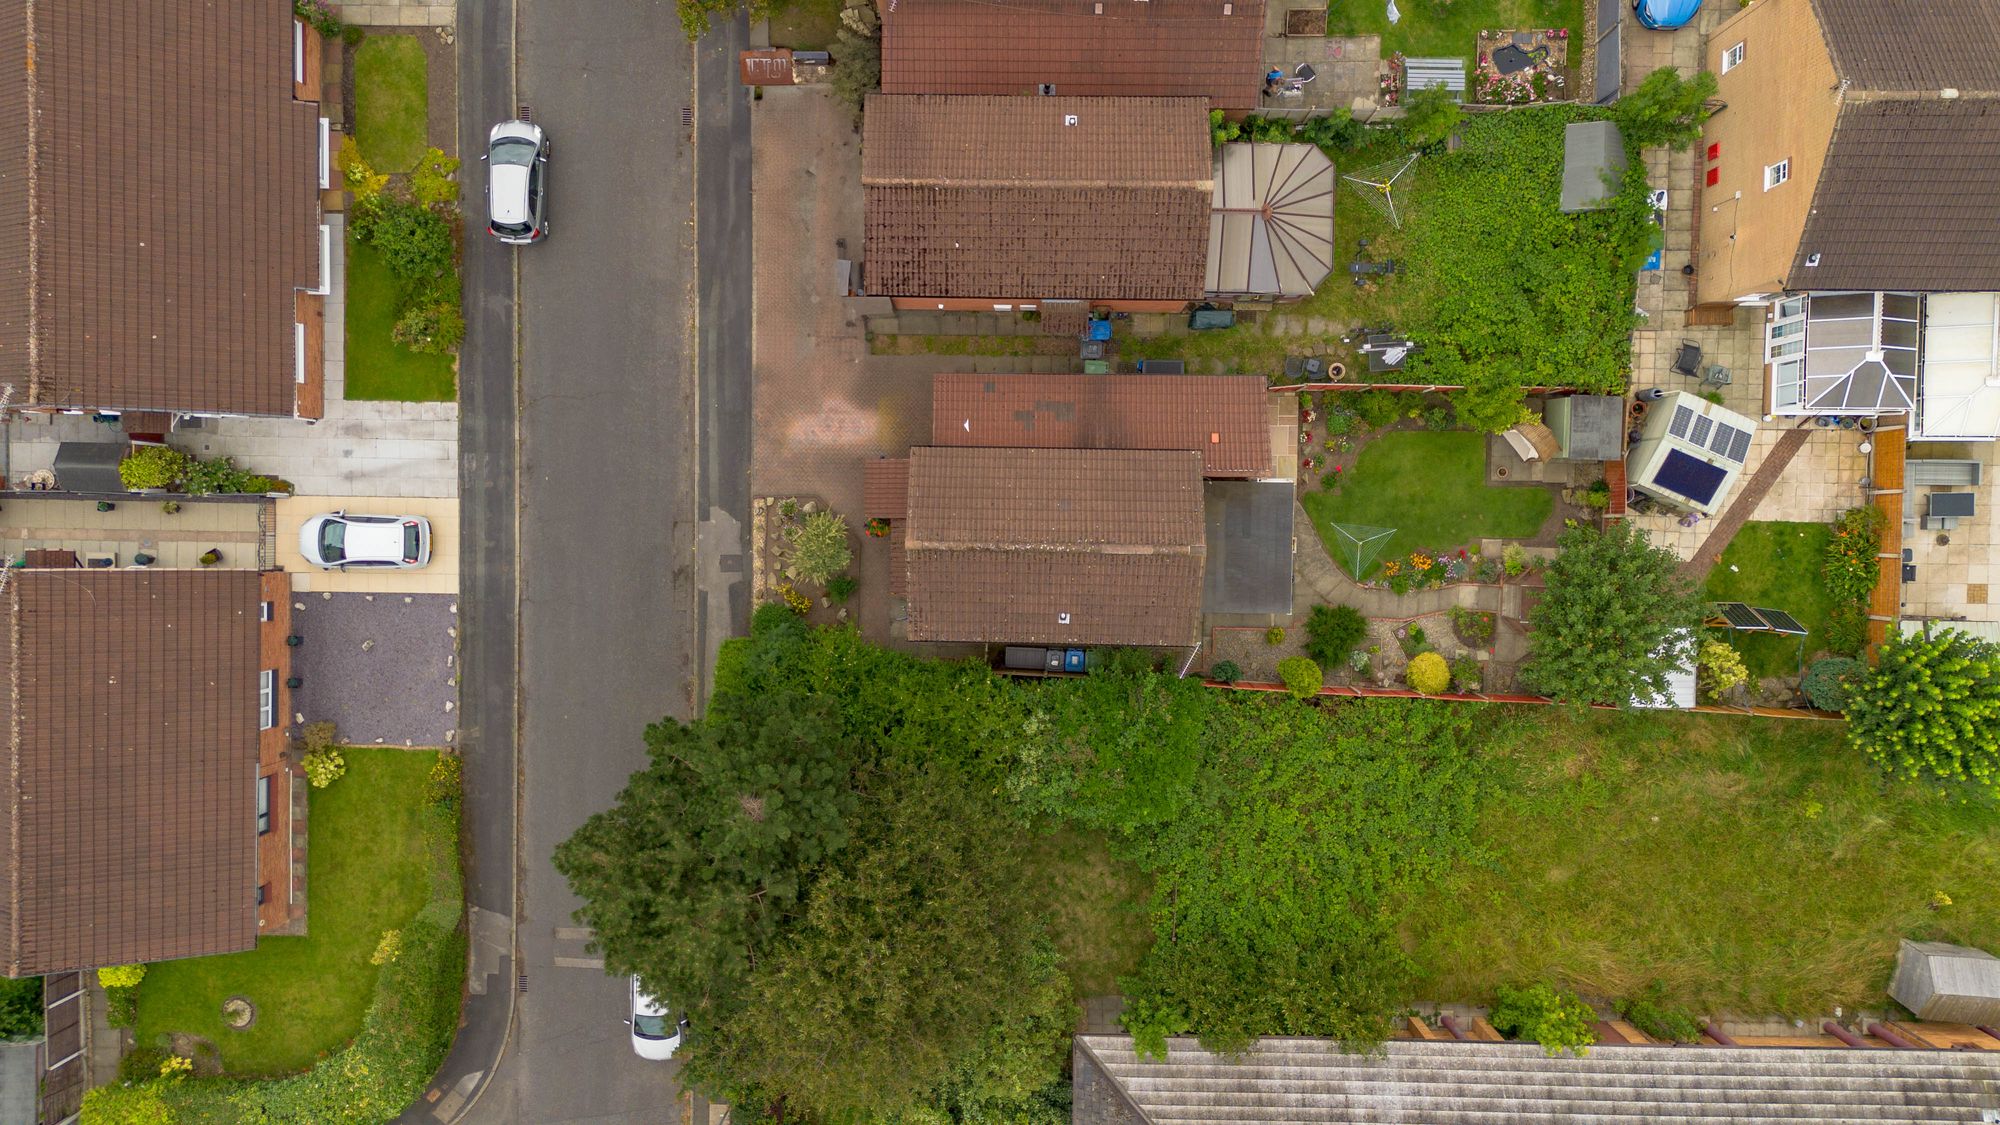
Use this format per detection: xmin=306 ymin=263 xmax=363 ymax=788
xmin=1670 ymin=341 xmax=1702 ymax=379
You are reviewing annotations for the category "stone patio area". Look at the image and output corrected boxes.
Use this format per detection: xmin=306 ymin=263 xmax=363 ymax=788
xmin=1259 ymin=7 xmax=1385 ymax=119
xmin=1902 ymin=449 xmax=2000 ymax=624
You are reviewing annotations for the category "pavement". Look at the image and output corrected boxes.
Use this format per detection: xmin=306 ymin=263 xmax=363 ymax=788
xmin=274 ymin=496 xmax=463 ymax=593
xmin=289 ymin=592 xmax=460 ymax=746
xmin=408 ymin=0 xmax=750 ymax=1120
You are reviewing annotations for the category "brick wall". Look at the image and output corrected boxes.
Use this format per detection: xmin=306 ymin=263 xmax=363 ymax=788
xmin=256 ymin=572 xmax=298 ymax=932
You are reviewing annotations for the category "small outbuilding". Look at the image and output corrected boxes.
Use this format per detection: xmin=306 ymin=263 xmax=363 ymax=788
xmin=1545 ymin=394 xmax=1625 ymax=460
xmin=1560 ymin=121 xmax=1629 ymax=213
xmin=1890 ymin=940 xmax=2000 ymax=1023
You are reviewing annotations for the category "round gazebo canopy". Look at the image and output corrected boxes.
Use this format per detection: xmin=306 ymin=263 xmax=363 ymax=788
xmin=1207 ymin=143 xmax=1336 ymax=300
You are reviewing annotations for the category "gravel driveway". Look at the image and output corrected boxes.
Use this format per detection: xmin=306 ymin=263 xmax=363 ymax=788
xmin=289 ymin=591 xmax=458 ymax=747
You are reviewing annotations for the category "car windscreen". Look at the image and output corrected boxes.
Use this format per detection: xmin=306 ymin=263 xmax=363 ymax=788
xmin=319 ymin=522 xmax=346 ymax=563
xmin=404 ymin=524 xmax=421 ymax=560
xmin=633 ymin=1013 xmax=675 ymax=1039
xmin=490 ymin=139 xmax=539 ymax=165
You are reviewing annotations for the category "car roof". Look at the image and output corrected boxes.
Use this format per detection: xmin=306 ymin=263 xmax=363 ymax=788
xmin=341 ymin=520 xmax=408 ymax=561
xmin=489 ymin=164 xmax=532 ymax=223
xmin=630 ymin=976 xmax=672 ymax=1016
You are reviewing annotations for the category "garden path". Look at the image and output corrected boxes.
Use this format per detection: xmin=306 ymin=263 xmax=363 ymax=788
xmin=1676 ymin=425 xmax=1814 ymax=584
xmin=1292 ymin=498 xmax=1507 ymax=620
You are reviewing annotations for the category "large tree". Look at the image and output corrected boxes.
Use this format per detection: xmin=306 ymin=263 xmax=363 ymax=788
xmin=1847 ymin=628 xmax=2000 ymax=798
xmin=552 ymin=689 xmax=859 ymax=1017
xmin=1520 ymin=521 xmax=1706 ymax=705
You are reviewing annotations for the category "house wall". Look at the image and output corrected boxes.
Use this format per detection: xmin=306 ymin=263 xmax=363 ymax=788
xmin=1693 ymin=0 xmax=1843 ymax=307
xmin=256 ymin=571 xmax=299 ymax=933
xmin=889 ymin=296 xmax=1194 ymax=314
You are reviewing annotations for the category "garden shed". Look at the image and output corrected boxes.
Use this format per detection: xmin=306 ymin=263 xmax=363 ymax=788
xmin=1404 ymin=58 xmax=1467 ymax=100
xmin=1559 ymin=121 xmax=1628 ymax=213
xmin=1890 ymin=940 xmax=2000 ymax=1023
xmin=1206 ymin=143 xmax=1337 ymax=300
xmin=1545 ymin=395 xmax=1624 ymax=460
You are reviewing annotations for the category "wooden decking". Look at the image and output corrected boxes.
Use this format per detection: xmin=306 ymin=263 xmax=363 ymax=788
xmin=1867 ymin=423 xmax=1907 ymax=658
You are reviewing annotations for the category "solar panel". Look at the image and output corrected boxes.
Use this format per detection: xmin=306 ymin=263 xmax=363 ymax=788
xmin=1652 ymin=448 xmax=1728 ymax=507
xmin=1723 ymin=426 xmax=1752 ymax=464
xmin=1752 ymin=607 xmax=1809 ymax=636
xmin=1714 ymin=602 xmax=1766 ymax=629
xmin=1668 ymin=404 xmax=1694 ymax=439
xmin=1689 ymin=414 xmax=1714 ymax=448
xmin=1707 ymin=421 xmax=1737 ymax=456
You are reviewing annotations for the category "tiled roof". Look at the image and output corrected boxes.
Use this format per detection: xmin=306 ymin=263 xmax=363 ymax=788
xmin=1790 ymin=99 xmax=2000 ymax=291
xmin=903 ymin=447 xmax=1204 ymax=646
xmin=930 ymin=373 xmax=1274 ymax=477
xmin=880 ymin=0 xmax=1267 ymax=110
xmin=863 ymin=458 xmax=911 ymax=518
xmin=0 ymin=571 xmax=264 ymax=975
xmin=1075 ymin=1035 xmax=2000 ymax=1124
xmin=863 ymin=95 xmax=1211 ymax=300
xmin=1811 ymin=0 xmax=2000 ymax=93
xmin=0 ymin=1 xmax=321 ymax=416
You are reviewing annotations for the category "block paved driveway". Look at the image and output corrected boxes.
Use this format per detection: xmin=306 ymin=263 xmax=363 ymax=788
xmin=288 ymin=592 xmax=458 ymax=747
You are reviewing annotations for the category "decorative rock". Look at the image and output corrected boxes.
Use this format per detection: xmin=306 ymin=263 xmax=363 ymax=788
xmin=449 ymin=603 xmax=457 ymax=613
xmin=444 ymin=700 xmax=456 ymax=712
xmin=361 ymin=639 xmax=376 ymax=652
xmin=447 ymin=625 xmax=458 ymax=638
xmin=445 ymin=730 xmax=456 ymax=743
xmin=374 ymin=737 xmax=385 ymax=744
xmin=294 ymin=602 xmax=306 ymax=611
xmin=446 ymin=654 xmax=455 ymax=667
xmin=364 ymin=595 xmax=375 ymax=602
xmin=321 ymin=592 xmax=332 ymax=599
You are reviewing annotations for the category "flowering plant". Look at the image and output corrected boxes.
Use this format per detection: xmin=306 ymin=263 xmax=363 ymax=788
xmin=865 ymin=517 xmax=890 ymax=538
xmin=1410 ymin=552 xmax=1434 ymax=572
xmin=1382 ymin=559 xmax=1402 ymax=577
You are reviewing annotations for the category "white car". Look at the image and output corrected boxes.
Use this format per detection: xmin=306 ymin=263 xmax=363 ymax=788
xmin=627 ymin=976 xmax=686 ymax=1060
xmin=299 ymin=512 xmax=433 ymax=570
xmin=485 ymin=119 xmax=549 ymax=245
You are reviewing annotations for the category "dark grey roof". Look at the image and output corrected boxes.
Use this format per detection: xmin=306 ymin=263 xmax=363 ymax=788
xmin=1810 ymin=0 xmax=2000 ymax=93
xmin=1892 ymin=940 xmax=2000 ymax=1025
xmin=1074 ymin=1034 xmax=2000 ymax=1124
xmin=1559 ymin=121 xmax=1627 ymax=213
xmin=1552 ymin=395 xmax=1624 ymax=460
xmin=1791 ymin=99 xmax=2000 ymax=291
xmin=1202 ymin=481 xmax=1296 ymax=615
xmin=50 ymin=442 xmax=128 ymax=494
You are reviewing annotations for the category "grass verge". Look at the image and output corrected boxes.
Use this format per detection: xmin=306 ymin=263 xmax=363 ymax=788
xmin=1328 ymin=0 xmax=1584 ymax=57
xmin=769 ymin=0 xmax=844 ymax=50
xmin=353 ymin=35 xmax=428 ymax=172
xmin=1406 ymin=709 xmax=2000 ymax=1017
xmin=345 ymin=229 xmax=457 ymax=401
xmin=135 ymin=750 xmax=436 ymax=1076
xmin=1300 ymin=430 xmax=1550 ymax=574
xmin=1702 ymin=521 xmax=1835 ymax=679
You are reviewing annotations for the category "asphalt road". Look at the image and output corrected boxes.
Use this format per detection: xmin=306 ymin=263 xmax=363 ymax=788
xmin=415 ymin=0 xmax=756 ymax=1120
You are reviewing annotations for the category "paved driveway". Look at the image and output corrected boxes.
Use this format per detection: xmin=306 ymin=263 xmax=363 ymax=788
xmin=289 ymin=592 xmax=459 ymax=746
xmin=275 ymin=496 xmax=462 ymax=593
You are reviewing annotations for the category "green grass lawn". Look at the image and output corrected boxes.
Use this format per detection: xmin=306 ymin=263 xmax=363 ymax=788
xmin=1328 ymin=0 xmax=1584 ymax=57
xmin=1026 ymin=829 xmax=1153 ymax=998
xmin=769 ymin=0 xmax=843 ymax=50
xmin=344 ymin=230 xmax=457 ymax=401
xmin=353 ymin=35 xmax=428 ymax=172
xmin=1703 ymin=521 xmax=1835 ymax=679
xmin=136 ymin=750 xmax=438 ymax=1076
xmin=1301 ymin=430 xmax=1550 ymax=575
xmin=1406 ymin=709 xmax=2000 ymax=1017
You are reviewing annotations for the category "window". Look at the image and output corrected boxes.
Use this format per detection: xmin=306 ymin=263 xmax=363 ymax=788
xmin=256 ymin=883 xmax=269 ymax=906
xmin=1721 ymin=42 xmax=1744 ymax=73
xmin=1764 ymin=160 xmax=1790 ymax=190
xmin=259 ymin=670 xmax=277 ymax=730
xmin=257 ymin=776 xmax=272 ymax=836
xmin=260 ymin=601 xmax=274 ymax=622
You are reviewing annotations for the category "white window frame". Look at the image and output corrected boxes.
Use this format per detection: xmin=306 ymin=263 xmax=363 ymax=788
xmin=1763 ymin=159 xmax=1790 ymax=191
xmin=293 ymin=19 xmax=306 ymax=85
xmin=259 ymin=669 xmax=277 ymax=730
xmin=295 ymin=322 xmax=308 ymax=384
xmin=312 ymin=224 xmax=331 ymax=295
xmin=318 ymin=118 xmax=331 ymax=190
xmin=256 ymin=775 xmax=272 ymax=836
xmin=260 ymin=601 xmax=274 ymax=622
xmin=1721 ymin=42 xmax=1744 ymax=73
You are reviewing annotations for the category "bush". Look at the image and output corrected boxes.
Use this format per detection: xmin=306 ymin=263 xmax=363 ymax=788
xmin=299 ymin=721 xmax=337 ymax=754
xmin=118 ymin=446 xmax=191 ymax=490
xmin=828 ymin=3 xmax=881 ymax=119
xmin=1351 ymin=390 xmax=1417 ymax=429
xmin=370 ymin=202 xmax=456 ymax=282
xmin=371 ymin=929 xmax=406 ymax=965
xmin=335 ymin=134 xmax=388 ymax=201
xmin=1451 ymin=656 xmax=1482 ymax=693
xmin=1826 ymin=603 xmax=1869 ymax=657
xmin=825 ymin=574 xmax=859 ymax=604
xmin=1265 ymin=626 xmax=1286 ymax=646
xmin=1405 ymin=651 xmax=1450 ymax=694
xmin=118 ymin=1045 xmax=167 ymax=1084
xmin=98 ymin=964 xmax=146 ymax=989
xmin=391 ymin=300 xmax=466 ymax=355
xmin=1616 ymin=980 xmax=1701 ymax=1044
xmin=1276 ymin=656 xmax=1323 ymax=699
xmin=80 ymin=1084 xmax=174 ymax=1125
xmin=423 ymin=754 xmax=462 ymax=806
xmin=408 ymin=147 xmax=462 ymax=208
xmin=302 ymin=747 xmax=347 ymax=788
xmin=1847 ymin=629 xmax=2000 ymax=798
xmin=786 ymin=511 xmax=852 ymax=585
xmin=0 ymin=976 xmax=40 ymax=1041
xmin=1613 ymin=67 xmax=1719 ymax=150
xmin=1298 ymin=109 xmax=1366 ymax=151
xmin=295 ymin=0 xmax=345 ymax=38
xmin=1802 ymin=656 xmax=1865 ymax=712
xmin=1304 ymin=604 xmax=1369 ymax=666
xmin=1521 ymin=521 xmax=1706 ymax=705
xmin=1208 ymin=660 xmax=1240 ymax=685
xmin=1491 ymin=982 xmax=1597 ymax=1056
xmin=182 ymin=456 xmax=262 ymax=496
xmin=1398 ymin=85 xmax=1461 ymax=151
xmin=1502 ymin=544 xmax=1529 ymax=577
xmin=1696 ymin=639 xmax=1749 ymax=702
xmin=1449 ymin=605 xmax=1494 ymax=645
xmin=1823 ymin=507 xmax=1883 ymax=605
xmin=105 ymin=984 xmax=139 ymax=1028
xmin=1581 ymin=478 xmax=1612 ymax=511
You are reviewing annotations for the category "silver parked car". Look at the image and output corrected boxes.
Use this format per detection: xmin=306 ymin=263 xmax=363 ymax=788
xmin=485 ymin=119 xmax=549 ymax=245
xmin=299 ymin=512 xmax=433 ymax=570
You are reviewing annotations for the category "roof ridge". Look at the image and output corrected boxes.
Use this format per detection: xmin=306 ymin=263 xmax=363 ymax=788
xmin=2 ymin=579 xmax=20 ymax=976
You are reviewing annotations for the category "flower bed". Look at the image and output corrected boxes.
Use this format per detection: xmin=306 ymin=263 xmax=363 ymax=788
xmin=1473 ymin=29 xmax=1570 ymax=105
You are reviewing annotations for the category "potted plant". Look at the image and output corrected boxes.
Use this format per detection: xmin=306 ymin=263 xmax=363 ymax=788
xmin=198 ymin=549 xmax=222 ymax=566
xmin=161 ymin=500 xmax=181 ymax=515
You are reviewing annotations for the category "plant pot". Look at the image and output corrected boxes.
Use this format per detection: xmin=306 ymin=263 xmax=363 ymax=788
xmin=285 ymin=676 xmax=303 ymax=689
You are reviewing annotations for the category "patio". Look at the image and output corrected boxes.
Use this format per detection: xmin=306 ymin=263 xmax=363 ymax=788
xmin=1261 ymin=3 xmax=1385 ymax=117
xmin=0 ymin=495 xmax=267 ymax=570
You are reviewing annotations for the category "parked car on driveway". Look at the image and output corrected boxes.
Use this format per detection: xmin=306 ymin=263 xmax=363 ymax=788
xmin=299 ymin=512 xmax=433 ymax=569
xmin=485 ymin=119 xmax=549 ymax=245
xmin=627 ymin=976 xmax=686 ymax=1060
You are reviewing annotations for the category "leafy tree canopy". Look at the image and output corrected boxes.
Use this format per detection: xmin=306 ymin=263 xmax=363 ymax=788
xmin=1613 ymin=67 xmax=1719 ymax=150
xmin=1521 ymin=521 xmax=1706 ymax=705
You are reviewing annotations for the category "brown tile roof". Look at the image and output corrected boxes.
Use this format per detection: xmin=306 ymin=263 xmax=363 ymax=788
xmin=903 ymin=446 xmax=1204 ymax=646
xmin=930 ymin=373 xmax=1274 ymax=476
xmin=880 ymin=0 xmax=1268 ymax=110
xmin=0 ymin=1 xmax=322 ymax=416
xmin=863 ymin=95 xmax=1211 ymax=300
xmin=1810 ymin=0 xmax=2000 ymax=93
xmin=1790 ymin=99 xmax=2000 ymax=290
xmin=863 ymin=457 xmax=911 ymax=518
xmin=0 ymin=570 xmax=265 ymax=975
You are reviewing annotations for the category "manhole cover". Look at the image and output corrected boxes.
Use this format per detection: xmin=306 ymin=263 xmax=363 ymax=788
xmin=221 ymin=996 xmax=257 ymax=1031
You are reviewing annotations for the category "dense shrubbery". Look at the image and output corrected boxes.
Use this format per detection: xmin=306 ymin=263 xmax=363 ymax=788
xmin=1304 ymin=604 xmax=1369 ymax=666
xmin=343 ymin=139 xmax=465 ymax=360
xmin=118 ymin=449 xmax=287 ymax=496
xmin=1697 ymin=640 xmax=1749 ymax=702
xmin=1522 ymin=522 xmax=1706 ymax=705
xmin=0 ymin=977 xmax=40 ymax=1041
xmin=1617 ymin=980 xmax=1701 ymax=1044
xmin=1492 ymin=982 xmax=1597 ymax=1056
xmin=118 ymin=447 xmax=192 ymax=490
xmin=1822 ymin=507 xmax=1882 ymax=656
xmin=1802 ymin=656 xmax=1866 ymax=712
xmin=1847 ymin=629 xmax=2000 ymax=798
xmin=98 ymin=965 xmax=147 ymax=989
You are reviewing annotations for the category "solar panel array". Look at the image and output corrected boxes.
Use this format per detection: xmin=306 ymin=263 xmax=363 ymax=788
xmin=1753 ymin=607 xmax=1809 ymax=636
xmin=1709 ymin=602 xmax=1810 ymax=635
xmin=1664 ymin=403 xmax=1752 ymax=465
xmin=1669 ymin=403 xmax=1694 ymax=438
xmin=1714 ymin=602 xmax=1765 ymax=629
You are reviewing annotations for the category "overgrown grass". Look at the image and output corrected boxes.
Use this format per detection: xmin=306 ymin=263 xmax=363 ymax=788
xmin=135 ymin=750 xmax=437 ymax=1075
xmin=1328 ymin=0 xmax=1584 ymax=57
xmin=769 ymin=0 xmax=844 ymax=50
xmin=1300 ymin=430 xmax=1550 ymax=574
xmin=1024 ymin=830 xmax=1153 ymax=999
xmin=1703 ymin=521 xmax=1835 ymax=680
xmin=1406 ymin=709 xmax=2000 ymax=1017
xmin=344 ymin=230 xmax=457 ymax=401
xmin=353 ymin=35 xmax=428 ymax=172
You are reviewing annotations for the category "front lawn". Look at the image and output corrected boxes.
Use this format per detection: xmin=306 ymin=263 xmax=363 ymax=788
xmin=1703 ymin=521 xmax=1836 ymax=679
xmin=1301 ymin=429 xmax=1550 ymax=576
xmin=352 ymin=35 xmax=428 ymax=172
xmin=1406 ymin=709 xmax=2000 ymax=1017
xmin=135 ymin=750 xmax=438 ymax=1075
xmin=344 ymin=229 xmax=457 ymax=402
xmin=1328 ymin=0 xmax=1584 ymax=57
xmin=769 ymin=0 xmax=843 ymax=50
